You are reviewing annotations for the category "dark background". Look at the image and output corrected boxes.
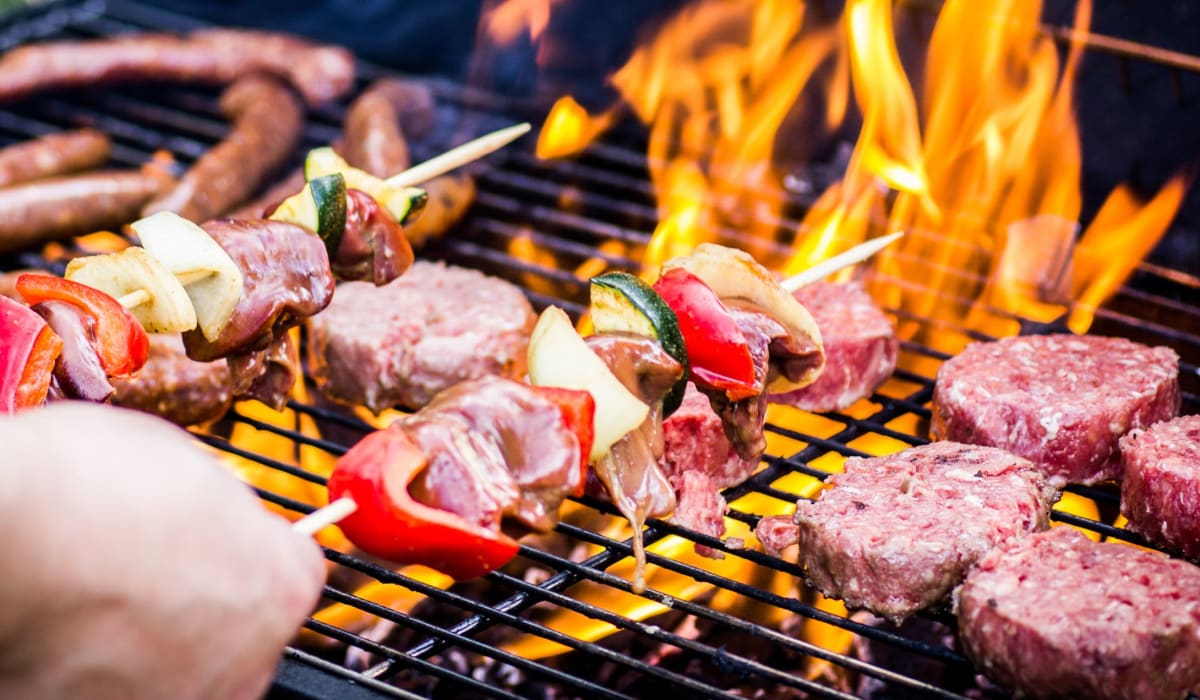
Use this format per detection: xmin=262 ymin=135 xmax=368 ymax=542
xmin=139 ymin=1 xmax=1200 ymax=272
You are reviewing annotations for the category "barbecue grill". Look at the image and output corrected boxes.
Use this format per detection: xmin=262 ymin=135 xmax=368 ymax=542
xmin=2 ymin=1 xmax=1199 ymax=698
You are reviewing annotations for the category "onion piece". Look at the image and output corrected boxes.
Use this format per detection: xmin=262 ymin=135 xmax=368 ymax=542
xmin=65 ymin=247 xmax=196 ymax=334
xmin=131 ymin=211 xmax=244 ymax=341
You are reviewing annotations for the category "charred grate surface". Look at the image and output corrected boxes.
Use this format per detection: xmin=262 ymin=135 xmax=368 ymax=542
xmin=2 ymin=2 xmax=1200 ymax=699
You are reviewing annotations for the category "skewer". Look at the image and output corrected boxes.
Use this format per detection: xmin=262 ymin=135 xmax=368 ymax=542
xmin=383 ymin=122 xmax=531 ymax=189
xmin=115 ymin=269 xmax=213 ymax=309
xmin=780 ymin=231 xmax=904 ymax=292
xmin=292 ymin=496 xmax=358 ymax=536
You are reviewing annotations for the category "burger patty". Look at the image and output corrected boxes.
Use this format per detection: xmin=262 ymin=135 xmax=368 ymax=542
xmin=956 ymin=526 xmax=1200 ymax=700
xmin=307 ymin=261 xmax=535 ymax=412
xmin=1120 ymin=414 xmax=1200 ymax=560
xmin=792 ymin=441 xmax=1058 ymax=622
xmin=932 ymin=334 xmax=1180 ymax=486
xmin=770 ymin=280 xmax=898 ymax=412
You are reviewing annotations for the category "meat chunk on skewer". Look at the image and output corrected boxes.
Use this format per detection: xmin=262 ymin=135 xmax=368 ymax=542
xmin=143 ymin=75 xmax=304 ymax=222
xmin=661 ymin=383 xmax=757 ymax=556
xmin=307 ymin=261 xmax=534 ymax=412
xmin=1119 ymin=414 xmax=1200 ymax=560
xmin=183 ymin=219 xmax=334 ymax=363
xmin=762 ymin=442 xmax=1057 ymax=622
xmin=770 ymin=280 xmax=898 ymax=412
xmin=932 ymin=334 xmax=1180 ymax=486
xmin=956 ymin=526 xmax=1200 ymax=700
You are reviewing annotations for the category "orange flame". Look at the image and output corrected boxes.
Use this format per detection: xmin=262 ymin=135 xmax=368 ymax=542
xmin=485 ymin=0 xmax=562 ymax=44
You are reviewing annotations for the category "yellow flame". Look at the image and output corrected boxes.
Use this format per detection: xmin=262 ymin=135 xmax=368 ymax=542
xmin=1069 ymin=169 xmax=1194 ymax=332
xmin=537 ymin=96 xmax=616 ymax=160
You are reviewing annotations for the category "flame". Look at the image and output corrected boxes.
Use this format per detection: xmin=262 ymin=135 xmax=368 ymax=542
xmin=1068 ymin=169 xmax=1194 ymax=332
xmin=537 ymin=96 xmax=616 ymax=160
xmin=485 ymin=0 xmax=562 ymax=44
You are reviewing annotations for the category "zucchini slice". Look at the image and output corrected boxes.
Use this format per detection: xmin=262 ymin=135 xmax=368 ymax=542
xmin=590 ymin=271 xmax=689 ymax=416
xmin=528 ymin=306 xmax=649 ymax=462
xmin=303 ymin=147 xmax=428 ymax=225
xmin=270 ymin=173 xmax=348 ymax=259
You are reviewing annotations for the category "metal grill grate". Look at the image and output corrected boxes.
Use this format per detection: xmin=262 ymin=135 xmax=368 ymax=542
xmin=2 ymin=2 xmax=1199 ymax=699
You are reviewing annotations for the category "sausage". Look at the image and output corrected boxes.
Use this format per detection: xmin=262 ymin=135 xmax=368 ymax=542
xmin=111 ymin=334 xmax=232 ymax=427
xmin=341 ymin=79 xmax=475 ymax=247
xmin=0 ymin=29 xmax=355 ymax=107
xmin=0 ymin=129 xmax=111 ymax=188
xmin=227 ymin=167 xmax=307 ymax=219
xmin=0 ymin=170 xmax=172 ymax=253
xmin=142 ymin=75 xmax=304 ymax=222
xmin=342 ymin=78 xmax=437 ymax=177
xmin=404 ymin=173 xmax=477 ymax=246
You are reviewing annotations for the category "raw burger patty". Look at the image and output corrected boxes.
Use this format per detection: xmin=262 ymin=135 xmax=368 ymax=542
xmin=307 ymin=261 xmax=535 ymax=412
xmin=932 ymin=334 xmax=1179 ymax=486
xmin=770 ymin=280 xmax=898 ymax=412
xmin=793 ymin=441 xmax=1057 ymax=622
xmin=956 ymin=526 xmax=1200 ymax=700
xmin=1120 ymin=414 xmax=1200 ymax=560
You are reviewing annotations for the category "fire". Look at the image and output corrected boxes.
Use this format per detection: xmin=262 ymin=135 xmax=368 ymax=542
xmin=484 ymin=0 xmax=562 ymax=44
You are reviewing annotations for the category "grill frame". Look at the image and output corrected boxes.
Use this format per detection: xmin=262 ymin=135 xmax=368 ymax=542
xmin=1 ymin=2 xmax=1199 ymax=698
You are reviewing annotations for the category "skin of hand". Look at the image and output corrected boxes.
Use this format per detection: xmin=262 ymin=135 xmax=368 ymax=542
xmin=0 ymin=402 xmax=326 ymax=700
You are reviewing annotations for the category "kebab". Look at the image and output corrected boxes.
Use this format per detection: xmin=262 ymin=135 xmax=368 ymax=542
xmin=0 ymin=124 xmax=532 ymax=412
xmin=298 ymin=235 xmax=899 ymax=588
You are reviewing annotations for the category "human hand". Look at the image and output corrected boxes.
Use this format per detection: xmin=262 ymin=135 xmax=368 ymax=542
xmin=0 ymin=402 xmax=325 ymax=700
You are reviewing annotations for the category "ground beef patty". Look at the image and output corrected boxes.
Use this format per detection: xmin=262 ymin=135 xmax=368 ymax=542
xmin=956 ymin=526 xmax=1200 ymax=700
xmin=1120 ymin=414 xmax=1200 ymax=560
xmin=770 ymin=280 xmax=898 ymax=412
xmin=307 ymin=261 xmax=535 ymax=412
xmin=661 ymin=383 xmax=758 ymax=557
xmin=792 ymin=442 xmax=1057 ymax=622
xmin=932 ymin=334 xmax=1179 ymax=487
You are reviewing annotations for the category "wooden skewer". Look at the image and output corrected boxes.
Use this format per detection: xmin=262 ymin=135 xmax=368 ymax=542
xmin=384 ymin=122 xmax=531 ymax=189
xmin=115 ymin=269 xmax=213 ymax=309
xmin=780 ymin=231 xmax=905 ymax=293
xmin=292 ymin=497 xmax=358 ymax=536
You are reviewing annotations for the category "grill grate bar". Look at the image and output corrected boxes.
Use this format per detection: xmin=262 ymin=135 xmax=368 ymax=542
xmin=302 ymin=617 xmax=530 ymax=700
xmin=315 ymin=586 xmax=636 ymax=700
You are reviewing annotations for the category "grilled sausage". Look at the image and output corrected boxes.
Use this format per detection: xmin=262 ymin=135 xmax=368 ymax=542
xmin=0 ymin=29 xmax=355 ymax=107
xmin=112 ymin=334 xmax=232 ymax=427
xmin=0 ymin=129 xmax=111 ymax=188
xmin=228 ymin=167 xmax=306 ymax=219
xmin=404 ymin=173 xmax=477 ymax=246
xmin=143 ymin=75 xmax=304 ymax=222
xmin=342 ymin=78 xmax=437 ymax=177
xmin=341 ymin=79 xmax=475 ymax=247
xmin=0 ymin=169 xmax=172 ymax=253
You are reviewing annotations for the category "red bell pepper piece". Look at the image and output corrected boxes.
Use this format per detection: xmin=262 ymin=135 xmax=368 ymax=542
xmin=1 ymin=295 xmax=63 ymax=414
xmin=529 ymin=385 xmax=595 ymax=495
xmin=652 ymin=268 xmax=758 ymax=401
xmin=15 ymin=274 xmax=149 ymax=377
xmin=327 ymin=427 xmax=521 ymax=580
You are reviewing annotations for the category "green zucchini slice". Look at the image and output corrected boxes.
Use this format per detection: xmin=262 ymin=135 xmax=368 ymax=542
xmin=590 ymin=271 xmax=689 ymax=416
xmin=304 ymin=147 xmax=427 ymax=225
xmin=270 ymin=173 xmax=348 ymax=259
